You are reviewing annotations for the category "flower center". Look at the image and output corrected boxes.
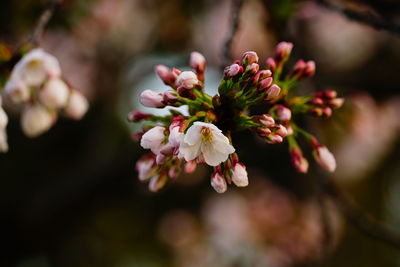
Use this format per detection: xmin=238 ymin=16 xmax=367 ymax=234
xmin=200 ymin=127 xmax=213 ymax=144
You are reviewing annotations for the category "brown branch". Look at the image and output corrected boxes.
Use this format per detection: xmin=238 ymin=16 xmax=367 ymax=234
xmin=29 ymin=0 xmax=63 ymax=46
xmin=221 ymin=0 xmax=244 ymax=69
xmin=316 ymin=0 xmax=400 ymax=35
xmin=320 ymin=173 xmax=400 ymax=249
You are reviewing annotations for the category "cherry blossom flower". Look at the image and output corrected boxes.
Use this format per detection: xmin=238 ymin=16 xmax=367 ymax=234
xmin=179 ymin=122 xmax=235 ymax=167
xmin=140 ymin=126 xmax=166 ymax=154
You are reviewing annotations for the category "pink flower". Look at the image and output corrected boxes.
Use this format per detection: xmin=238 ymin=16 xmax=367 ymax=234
xmin=139 ymin=89 xmax=165 ymax=108
xmin=190 ymin=52 xmax=206 ymax=73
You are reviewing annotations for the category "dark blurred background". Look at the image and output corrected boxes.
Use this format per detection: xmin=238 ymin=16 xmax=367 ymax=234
xmin=1 ymin=0 xmax=400 ymax=266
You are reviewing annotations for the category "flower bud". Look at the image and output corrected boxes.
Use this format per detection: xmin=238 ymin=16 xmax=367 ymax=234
xmin=232 ymin=163 xmax=248 ymax=187
xmin=265 ymin=84 xmax=281 ymax=100
xmin=242 ymin=51 xmax=259 ymax=65
xmin=140 ymin=126 xmax=166 ymax=154
xmin=155 ymin=65 xmax=177 ymax=87
xmin=256 ymin=127 xmax=272 ymax=137
xmin=39 ymin=78 xmax=69 ymax=109
xmin=176 ymin=71 xmax=199 ymax=89
xmin=329 ymin=98 xmax=345 ymax=109
xmin=322 ymin=107 xmax=332 ymax=117
xmin=259 ymin=114 xmax=275 ymax=128
xmin=21 ymin=104 xmax=55 ymax=138
xmin=224 ymin=63 xmax=242 ymax=78
xmin=127 ymin=110 xmax=151 ymax=122
xmin=64 ymin=90 xmax=89 ymax=120
xmin=245 ymin=63 xmax=259 ymax=75
xmin=136 ymin=154 xmax=156 ymax=181
xmin=290 ymin=148 xmax=309 ymax=173
xmin=0 ymin=105 xmax=9 ymax=129
xmin=149 ymin=173 xmax=168 ymax=192
xmin=258 ymin=77 xmax=273 ymax=92
xmin=211 ymin=171 xmax=227 ymax=193
xmin=259 ymin=70 xmax=272 ymax=79
xmin=275 ymin=124 xmax=288 ymax=137
xmin=266 ymin=57 xmax=276 ymax=72
xmin=313 ymin=146 xmax=336 ymax=172
xmin=275 ymin=105 xmax=291 ymax=121
xmin=163 ymin=90 xmax=178 ymax=104
xmin=275 ymin=42 xmax=293 ymax=60
xmin=4 ymin=79 xmax=30 ymax=103
xmin=160 ymin=143 xmax=175 ymax=156
xmin=177 ymin=86 xmax=196 ymax=99
xmin=268 ymin=134 xmax=283 ymax=144
xmin=304 ymin=61 xmax=315 ymax=77
xmin=323 ymin=90 xmax=337 ymax=99
xmin=156 ymin=153 xmax=167 ymax=165
xmin=168 ymin=167 xmax=180 ymax=179
xmin=291 ymin=59 xmax=306 ymax=77
xmin=184 ymin=160 xmax=197 ymax=174
xmin=139 ymin=89 xmax=165 ymax=108
xmin=189 ymin=52 xmax=206 ymax=73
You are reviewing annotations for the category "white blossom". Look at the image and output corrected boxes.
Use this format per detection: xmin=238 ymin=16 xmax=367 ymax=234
xmin=139 ymin=89 xmax=165 ymax=108
xmin=140 ymin=126 xmax=166 ymax=154
xmin=179 ymin=122 xmax=235 ymax=166
xmin=176 ymin=71 xmax=198 ymax=89
xmin=168 ymin=126 xmax=184 ymax=147
xmin=4 ymin=78 xmax=30 ymax=103
xmin=211 ymin=172 xmax=227 ymax=193
xmin=21 ymin=104 xmax=55 ymax=138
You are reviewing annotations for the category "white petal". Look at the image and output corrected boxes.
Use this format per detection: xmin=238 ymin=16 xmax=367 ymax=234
xmin=201 ymin=143 xmax=229 ymax=166
xmin=140 ymin=126 xmax=165 ymax=154
xmin=184 ymin=124 xmax=201 ymax=145
xmin=179 ymin=141 xmax=201 ymax=162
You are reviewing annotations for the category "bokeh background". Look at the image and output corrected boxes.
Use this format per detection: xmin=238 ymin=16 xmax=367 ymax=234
xmin=1 ymin=0 xmax=400 ymax=266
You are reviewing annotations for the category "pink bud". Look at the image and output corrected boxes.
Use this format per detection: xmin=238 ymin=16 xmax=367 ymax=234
xmin=176 ymin=71 xmax=199 ymax=89
xmin=177 ymin=86 xmax=196 ymax=100
xmin=323 ymin=90 xmax=337 ymax=99
xmin=189 ymin=51 xmax=206 ymax=73
xmin=268 ymin=134 xmax=283 ymax=144
xmin=322 ymin=107 xmax=332 ymax=117
xmin=259 ymin=70 xmax=272 ymax=79
xmin=275 ymin=42 xmax=293 ymax=60
xmin=275 ymin=105 xmax=292 ymax=121
xmin=149 ymin=174 xmax=168 ymax=192
xmin=156 ymin=153 xmax=167 ymax=165
xmin=290 ymin=59 xmax=306 ymax=77
xmin=266 ymin=57 xmax=276 ymax=72
xmin=168 ymin=167 xmax=179 ymax=179
xmin=242 ymin=51 xmax=259 ymax=65
xmin=136 ymin=154 xmax=156 ymax=181
xmin=275 ymin=124 xmax=288 ymax=137
xmin=224 ymin=63 xmax=242 ymax=77
xmin=258 ymin=77 xmax=273 ymax=92
xmin=259 ymin=114 xmax=275 ymax=127
xmin=140 ymin=89 xmax=165 ymax=108
xmin=211 ymin=171 xmax=227 ymax=193
xmin=163 ymin=90 xmax=178 ymax=104
xmin=256 ymin=127 xmax=272 ymax=137
xmin=313 ymin=146 xmax=336 ymax=172
xmin=155 ymin=65 xmax=177 ymax=86
xmin=184 ymin=160 xmax=197 ymax=174
xmin=245 ymin=63 xmax=259 ymax=74
xmin=232 ymin=163 xmax=248 ymax=187
xmin=127 ymin=110 xmax=151 ymax=122
xmin=310 ymin=97 xmax=324 ymax=106
xmin=265 ymin=84 xmax=281 ymax=100
xmin=304 ymin=61 xmax=315 ymax=77
xmin=329 ymin=98 xmax=345 ymax=109
xmin=290 ymin=148 xmax=309 ymax=173
xmin=160 ymin=143 xmax=175 ymax=156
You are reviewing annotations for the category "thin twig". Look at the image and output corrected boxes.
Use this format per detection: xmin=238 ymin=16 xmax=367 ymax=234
xmin=316 ymin=0 xmax=400 ymax=35
xmin=29 ymin=0 xmax=63 ymax=46
xmin=221 ymin=0 xmax=244 ymax=69
xmin=320 ymin=173 xmax=400 ymax=249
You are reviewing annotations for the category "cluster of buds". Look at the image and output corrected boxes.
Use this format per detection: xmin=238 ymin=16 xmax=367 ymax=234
xmin=306 ymin=90 xmax=345 ymax=118
xmin=130 ymin=43 xmax=344 ymax=193
xmin=1 ymin=48 xmax=89 ymax=143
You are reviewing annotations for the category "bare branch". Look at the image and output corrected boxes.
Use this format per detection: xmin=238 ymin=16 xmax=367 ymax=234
xmin=221 ymin=0 xmax=244 ymax=69
xmin=316 ymin=0 xmax=400 ymax=35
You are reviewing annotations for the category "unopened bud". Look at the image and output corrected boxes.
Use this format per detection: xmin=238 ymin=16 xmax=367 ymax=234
xmin=4 ymin=79 xmax=30 ymax=103
xmin=21 ymin=104 xmax=55 ymax=138
xmin=304 ymin=61 xmax=315 ymax=77
xmin=39 ymin=78 xmax=69 ymax=109
xmin=176 ymin=71 xmax=199 ymax=89
xmin=265 ymin=84 xmax=281 ymax=100
xmin=242 ymin=51 xmax=259 ymax=65
xmin=275 ymin=42 xmax=293 ymax=60
xmin=139 ymin=89 xmax=165 ymax=108
xmin=329 ymin=97 xmax=344 ymax=109
xmin=155 ymin=65 xmax=177 ymax=87
xmin=184 ymin=160 xmax=197 ymax=174
xmin=323 ymin=90 xmax=337 ymax=99
xmin=290 ymin=148 xmax=309 ymax=173
xmin=163 ymin=90 xmax=178 ymax=104
xmin=127 ymin=110 xmax=151 ymax=122
xmin=268 ymin=134 xmax=283 ymax=144
xmin=211 ymin=171 xmax=227 ymax=193
xmin=275 ymin=105 xmax=291 ymax=121
xmin=291 ymin=59 xmax=306 ymax=77
xmin=259 ymin=114 xmax=275 ymax=128
xmin=256 ymin=127 xmax=272 ymax=137
xmin=64 ymin=90 xmax=89 ymax=120
xmin=177 ymin=86 xmax=196 ymax=100
xmin=149 ymin=174 xmax=168 ymax=192
xmin=322 ymin=107 xmax=332 ymax=117
xmin=275 ymin=124 xmax=288 ymax=137
xmin=232 ymin=163 xmax=248 ymax=187
xmin=258 ymin=77 xmax=273 ymax=92
xmin=245 ymin=63 xmax=259 ymax=75
xmin=266 ymin=57 xmax=276 ymax=72
xmin=313 ymin=146 xmax=336 ymax=172
xmin=224 ymin=63 xmax=242 ymax=77
xmin=189 ymin=51 xmax=206 ymax=73
xmin=259 ymin=70 xmax=272 ymax=79
xmin=156 ymin=153 xmax=167 ymax=165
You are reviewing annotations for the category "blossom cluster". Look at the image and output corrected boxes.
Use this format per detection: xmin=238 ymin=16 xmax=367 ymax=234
xmin=130 ymin=42 xmax=344 ymax=193
xmin=0 ymin=48 xmax=89 ymax=151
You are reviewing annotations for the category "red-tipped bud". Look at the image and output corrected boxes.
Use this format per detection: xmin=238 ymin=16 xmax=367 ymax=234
xmin=258 ymin=77 xmax=273 ymax=92
xmin=177 ymin=86 xmax=196 ymax=100
xmin=259 ymin=70 xmax=272 ymax=79
xmin=275 ymin=105 xmax=292 ymax=122
xmin=328 ymin=97 xmax=345 ymax=109
xmin=163 ymin=90 xmax=178 ymax=104
xmin=168 ymin=167 xmax=179 ymax=179
xmin=323 ymin=90 xmax=337 ymax=99
xmin=140 ymin=89 xmax=166 ymax=108
xmin=290 ymin=148 xmax=309 ymax=173
xmin=131 ymin=130 xmax=145 ymax=141
xmin=275 ymin=42 xmax=293 ymax=60
xmin=268 ymin=134 xmax=283 ymax=144
xmin=242 ymin=51 xmax=259 ymax=65
xmin=256 ymin=127 xmax=272 ymax=137
xmin=304 ymin=61 xmax=315 ymax=77
xmin=176 ymin=71 xmax=199 ymax=89
xmin=322 ymin=107 xmax=332 ymax=117
xmin=211 ymin=171 xmax=227 ymax=193
xmin=224 ymin=63 xmax=242 ymax=78
xmin=275 ymin=124 xmax=288 ymax=137
xmin=127 ymin=110 xmax=151 ymax=122
xmin=266 ymin=57 xmax=276 ymax=72
xmin=184 ymin=160 xmax=197 ymax=174
xmin=155 ymin=65 xmax=177 ymax=87
xmin=265 ymin=84 xmax=281 ymax=100
xmin=232 ymin=163 xmax=248 ymax=187
xmin=245 ymin=63 xmax=259 ymax=74
xmin=190 ymin=51 xmax=206 ymax=73
xmin=291 ymin=59 xmax=306 ymax=77
xmin=310 ymin=97 xmax=324 ymax=106
xmin=313 ymin=146 xmax=336 ymax=172
xmin=259 ymin=114 xmax=275 ymax=127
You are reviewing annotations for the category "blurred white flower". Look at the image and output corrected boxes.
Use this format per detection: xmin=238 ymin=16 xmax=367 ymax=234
xmin=21 ymin=104 xmax=55 ymax=138
xmin=313 ymin=146 xmax=336 ymax=172
xmin=210 ymin=171 xmax=227 ymax=193
xmin=4 ymin=79 xmax=30 ymax=104
xmin=232 ymin=163 xmax=249 ymax=187
xmin=0 ymin=98 xmax=9 ymax=152
xmin=179 ymin=122 xmax=235 ymax=166
xmin=39 ymin=78 xmax=70 ymax=109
